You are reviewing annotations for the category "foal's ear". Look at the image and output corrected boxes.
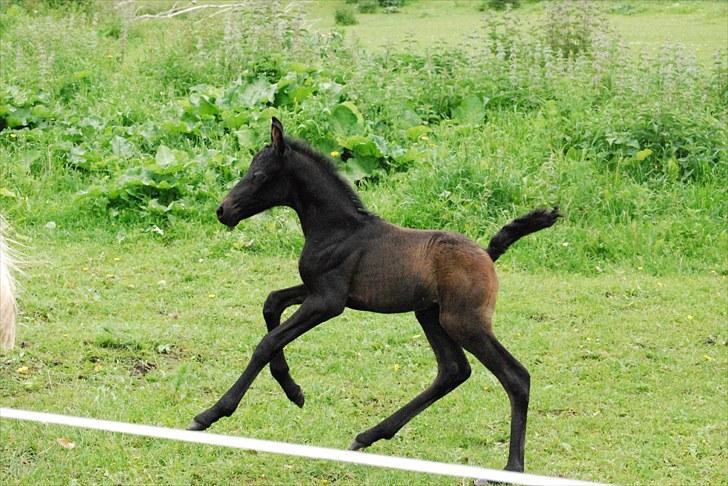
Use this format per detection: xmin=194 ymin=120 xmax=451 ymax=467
xmin=271 ymin=117 xmax=285 ymax=153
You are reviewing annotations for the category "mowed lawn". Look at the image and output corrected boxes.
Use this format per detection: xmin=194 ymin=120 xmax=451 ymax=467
xmin=1 ymin=232 xmax=726 ymax=485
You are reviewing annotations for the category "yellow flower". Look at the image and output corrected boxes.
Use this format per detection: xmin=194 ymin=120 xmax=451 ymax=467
xmin=330 ymin=151 xmax=340 ymax=158
xmin=17 ymin=366 xmax=29 ymax=374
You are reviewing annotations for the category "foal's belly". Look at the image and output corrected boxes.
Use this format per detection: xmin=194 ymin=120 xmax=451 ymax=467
xmin=346 ymin=275 xmax=437 ymax=313
xmin=345 ymin=228 xmax=439 ymax=313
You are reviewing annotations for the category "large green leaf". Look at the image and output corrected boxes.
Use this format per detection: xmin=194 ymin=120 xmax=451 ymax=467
xmin=331 ymin=102 xmax=363 ymax=135
xmin=188 ymin=93 xmax=218 ymax=117
xmin=6 ymin=107 xmax=30 ymax=128
xmin=221 ymin=110 xmax=248 ymax=130
xmin=155 ymin=145 xmax=176 ymax=166
xmin=339 ymin=135 xmax=382 ymax=158
xmin=340 ymin=156 xmax=380 ymax=182
xmin=229 ymin=78 xmax=277 ymax=108
xmin=406 ymin=125 xmax=431 ymax=141
xmin=452 ymin=94 xmax=486 ymax=125
xmin=111 ymin=136 xmax=134 ymax=159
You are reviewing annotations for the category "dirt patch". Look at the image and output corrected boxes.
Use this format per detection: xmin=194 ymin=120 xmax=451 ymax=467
xmin=131 ymin=360 xmax=157 ymax=377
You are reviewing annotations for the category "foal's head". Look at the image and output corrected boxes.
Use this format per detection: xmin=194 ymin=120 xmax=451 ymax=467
xmin=217 ymin=118 xmax=291 ymax=228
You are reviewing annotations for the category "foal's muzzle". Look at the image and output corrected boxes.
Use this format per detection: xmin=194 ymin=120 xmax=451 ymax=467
xmin=216 ymin=203 xmax=237 ymax=229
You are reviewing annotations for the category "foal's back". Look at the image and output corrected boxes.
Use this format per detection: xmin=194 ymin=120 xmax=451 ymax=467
xmin=346 ymin=219 xmax=498 ymax=322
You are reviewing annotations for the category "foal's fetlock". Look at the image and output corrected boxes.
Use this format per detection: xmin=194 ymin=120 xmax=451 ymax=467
xmin=188 ymin=401 xmax=235 ymax=431
xmin=275 ymin=372 xmax=305 ymax=408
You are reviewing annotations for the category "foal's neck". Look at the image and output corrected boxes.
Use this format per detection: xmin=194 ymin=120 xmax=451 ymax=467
xmin=286 ymin=156 xmax=372 ymax=241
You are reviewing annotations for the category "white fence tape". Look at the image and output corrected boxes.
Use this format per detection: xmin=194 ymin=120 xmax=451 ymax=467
xmin=2 ymin=407 xmax=605 ymax=486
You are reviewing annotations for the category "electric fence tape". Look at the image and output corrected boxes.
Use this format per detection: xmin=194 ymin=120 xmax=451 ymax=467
xmin=2 ymin=408 xmax=606 ymax=486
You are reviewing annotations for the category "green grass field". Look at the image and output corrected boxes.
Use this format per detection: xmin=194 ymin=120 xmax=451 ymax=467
xmin=2 ymin=234 xmax=726 ymax=485
xmin=309 ymin=0 xmax=728 ymax=62
xmin=1 ymin=0 xmax=727 ymax=485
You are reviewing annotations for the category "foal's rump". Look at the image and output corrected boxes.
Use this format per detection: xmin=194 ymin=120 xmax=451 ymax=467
xmin=431 ymin=232 xmax=499 ymax=332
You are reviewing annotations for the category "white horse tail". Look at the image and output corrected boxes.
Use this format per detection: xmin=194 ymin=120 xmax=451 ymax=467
xmin=0 ymin=215 xmax=17 ymax=350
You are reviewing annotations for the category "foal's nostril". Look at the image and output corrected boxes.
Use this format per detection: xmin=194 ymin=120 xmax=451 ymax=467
xmin=216 ymin=205 xmax=224 ymax=220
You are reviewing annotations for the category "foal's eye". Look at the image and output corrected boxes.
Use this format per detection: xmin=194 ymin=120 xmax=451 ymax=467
xmin=250 ymin=171 xmax=268 ymax=184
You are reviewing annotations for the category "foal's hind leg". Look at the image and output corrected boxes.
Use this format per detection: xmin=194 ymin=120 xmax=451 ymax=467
xmin=441 ymin=312 xmax=530 ymax=473
xmin=349 ymin=306 xmax=471 ymax=450
xmin=263 ymin=284 xmax=307 ymax=407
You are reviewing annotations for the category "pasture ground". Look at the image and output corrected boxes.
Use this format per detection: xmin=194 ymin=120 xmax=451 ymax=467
xmin=309 ymin=0 xmax=728 ymax=63
xmin=1 ymin=232 xmax=726 ymax=485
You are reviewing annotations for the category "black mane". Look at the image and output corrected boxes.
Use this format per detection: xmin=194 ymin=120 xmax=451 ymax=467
xmin=286 ymin=137 xmax=371 ymax=216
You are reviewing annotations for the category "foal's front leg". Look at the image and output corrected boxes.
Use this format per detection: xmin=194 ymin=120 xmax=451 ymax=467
xmin=188 ymin=295 xmax=344 ymax=431
xmin=263 ymin=284 xmax=307 ymax=407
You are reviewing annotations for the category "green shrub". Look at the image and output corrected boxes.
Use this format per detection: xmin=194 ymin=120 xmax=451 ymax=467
xmin=378 ymin=0 xmax=405 ymax=7
xmin=358 ymin=0 xmax=378 ymax=14
xmin=540 ymin=0 xmax=611 ymax=57
xmin=334 ymin=7 xmax=358 ymax=26
xmin=481 ymin=0 xmax=521 ymax=11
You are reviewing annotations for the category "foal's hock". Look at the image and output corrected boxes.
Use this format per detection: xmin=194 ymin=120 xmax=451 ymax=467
xmin=191 ymin=118 xmax=560 ymax=473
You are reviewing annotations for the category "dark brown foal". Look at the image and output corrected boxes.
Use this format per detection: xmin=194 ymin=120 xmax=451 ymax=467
xmin=190 ymin=118 xmax=560 ymax=474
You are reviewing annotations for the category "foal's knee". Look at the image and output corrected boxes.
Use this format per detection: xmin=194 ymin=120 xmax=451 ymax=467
xmin=252 ymin=336 xmax=277 ymax=364
xmin=439 ymin=359 xmax=471 ymax=387
xmin=262 ymin=294 xmax=281 ymax=325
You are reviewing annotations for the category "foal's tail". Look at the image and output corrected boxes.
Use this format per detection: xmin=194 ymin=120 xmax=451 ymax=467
xmin=486 ymin=207 xmax=561 ymax=263
xmin=0 ymin=215 xmax=18 ymax=350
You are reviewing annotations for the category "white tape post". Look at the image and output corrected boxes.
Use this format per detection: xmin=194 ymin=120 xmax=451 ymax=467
xmin=2 ymin=408 xmax=605 ymax=486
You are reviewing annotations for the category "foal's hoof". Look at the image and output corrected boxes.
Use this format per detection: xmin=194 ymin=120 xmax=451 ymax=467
xmin=348 ymin=439 xmax=367 ymax=451
xmin=289 ymin=388 xmax=305 ymax=408
xmin=186 ymin=419 xmax=208 ymax=431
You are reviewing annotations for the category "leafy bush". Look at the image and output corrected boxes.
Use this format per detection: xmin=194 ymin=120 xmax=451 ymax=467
xmin=358 ymin=0 xmax=378 ymax=14
xmin=481 ymin=0 xmax=521 ymax=11
xmin=0 ymin=86 xmax=53 ymax=130
xmin=568 ymin=106 xmax=726 ymax=183
xmin=607 ymin=3 xmax=646 ymax=15
xmin=334 ymin=7 xmax=358 ymax=26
